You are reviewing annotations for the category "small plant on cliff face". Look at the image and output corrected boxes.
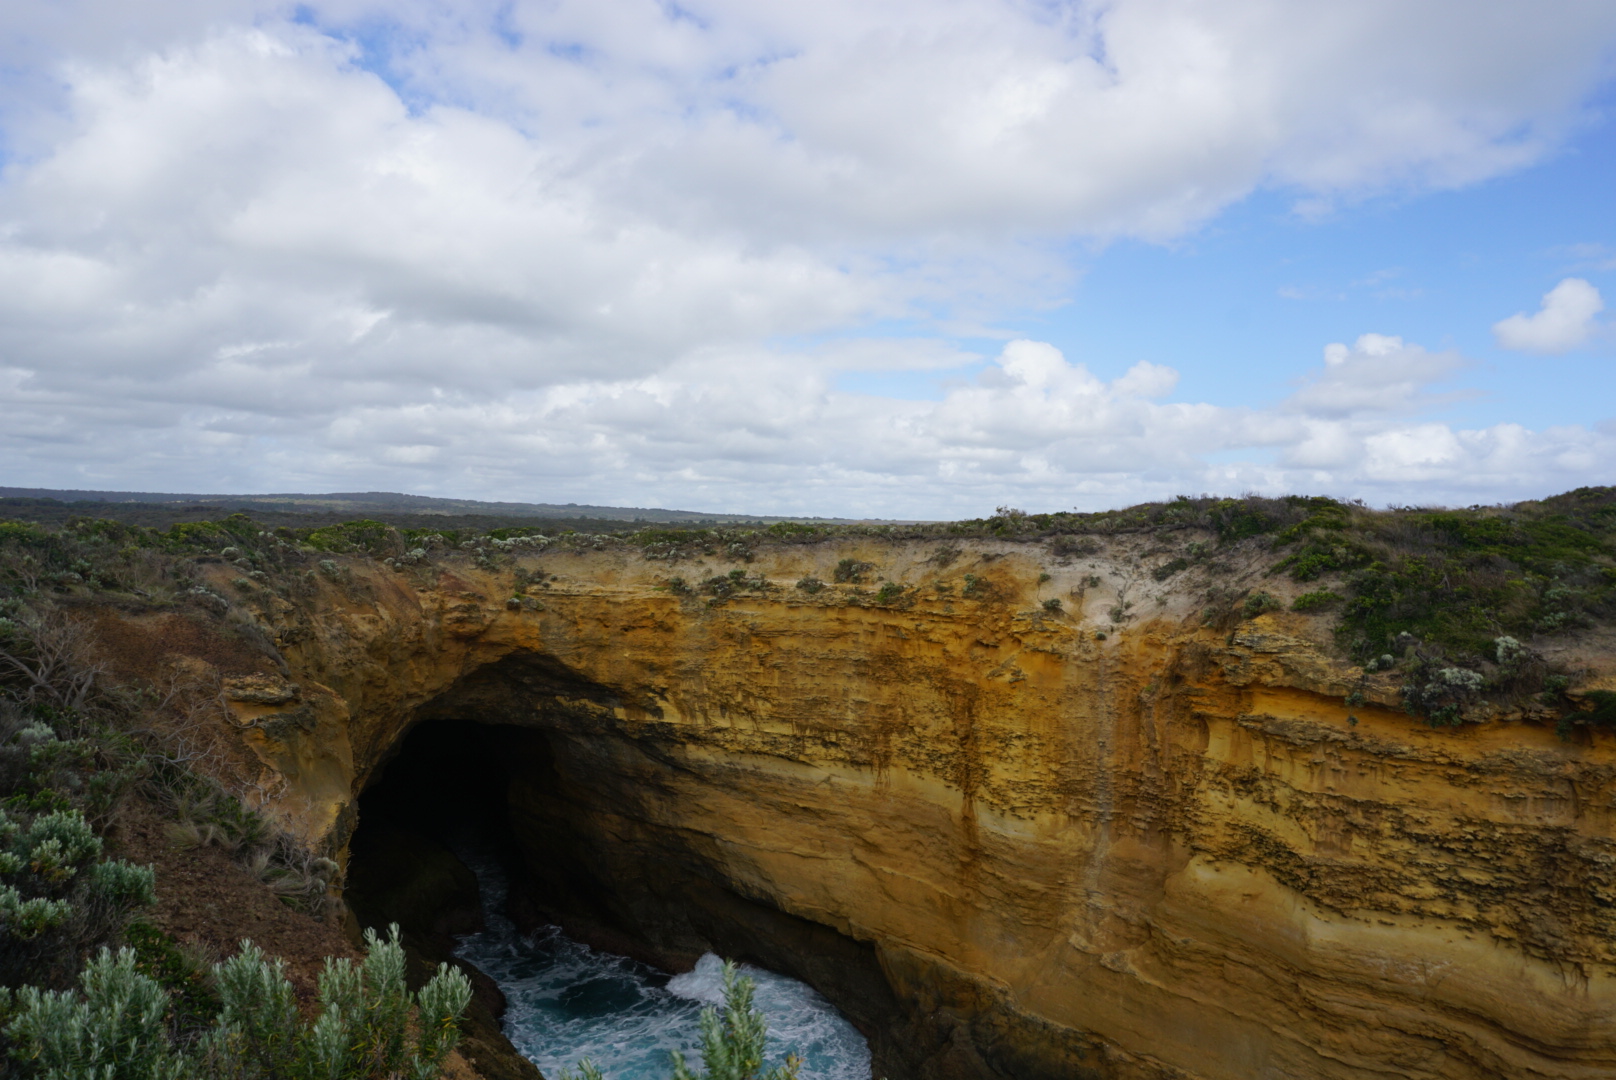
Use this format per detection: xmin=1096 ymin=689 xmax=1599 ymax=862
xmin=1049 ymin=536 xmax=1099 ymax=560
xmin=1151 ymin=557 xmax=1189 ymax=582
xmin=1400 ymin=663 xmax=1485 ymax=727
xmin=961 ymin=574 xmax=990 ymax=600
xmin=874 ymin=582 xmax=905 ymax=604
xmin=1243 ymin=591 xmax=1282 ymax=619
xmin=794 ymin=576 xmax=824 ymax=594
xmin=832 ymin=559 xmax=873 ymax=585
xmin=701 ymin=571 xmax=771 ymax=599
xmin=1291 ymin=589 xmax=1342 ymax=612
xmin=1041 ymin=597 xmax=1063 ymax=613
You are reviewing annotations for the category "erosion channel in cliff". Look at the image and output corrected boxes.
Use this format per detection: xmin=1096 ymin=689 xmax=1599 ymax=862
xmin=343 ymin=656 xmax=883 ymax=1080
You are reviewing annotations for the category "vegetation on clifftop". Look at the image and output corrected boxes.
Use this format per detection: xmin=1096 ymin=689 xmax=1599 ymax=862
xmin=0 ymin=525 xmax=473 ymax=1076
xmin=2 ymin=485 xmax=1614 ymax=748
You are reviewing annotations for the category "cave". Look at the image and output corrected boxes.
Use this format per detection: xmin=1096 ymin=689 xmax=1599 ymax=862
xmin=343 ymin=652 xmax=929 ymax=1080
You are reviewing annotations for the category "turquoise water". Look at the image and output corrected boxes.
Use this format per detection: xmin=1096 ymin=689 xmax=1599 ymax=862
xmin=453 ymin=860 xmax=872 ymax=1080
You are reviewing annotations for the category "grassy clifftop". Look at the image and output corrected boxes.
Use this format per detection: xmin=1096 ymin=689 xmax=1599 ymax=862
xmin=2 ymin=485 xmax=1614 ymax=737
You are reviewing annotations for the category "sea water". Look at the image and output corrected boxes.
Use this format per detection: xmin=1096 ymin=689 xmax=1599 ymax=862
xmin=453 ymin=857 xmax=872 ymax=1080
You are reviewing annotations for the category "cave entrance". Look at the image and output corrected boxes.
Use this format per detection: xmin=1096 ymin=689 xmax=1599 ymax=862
xmin=345 ymin=719 xmax=533 ymax=946
xmin=343 ymin=714 xmax=876 ymax=1080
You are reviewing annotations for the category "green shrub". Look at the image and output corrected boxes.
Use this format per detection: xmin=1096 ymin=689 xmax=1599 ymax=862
xmin=1584 ymin=690 xmax=1616 ymax=727
xmin=1391 ymin=643 xmax=1490 ymax=726
xmin=0 ymin=888 xmax=70 ymax=941
xmin=700 ymin=571 xmax=770 ymax=599
xmin=1243 ymin=592 xmax=1281 ymax=618
xmin=794 ymin=577 xmax=824 ymax=594
xmin=6 ymin=947 xmax=180 ymax=1080
xmin=671 ymin=962 xmax=799 ymax=1080
xmin=832 ymin=560 xmax=872 ymax=585
xmin=636 ymin=528 xmax=711 ymax=547
xmin=764 ymin=522 xmax=820 ymax=541
xmin=6 ymin=926 xmax=472 ymax=1080
xmin=1151 ymin=558 xmax=1189 ymax=582
xmin=1048 ymin=536 xmax=1098 ymax=559
xmin=124 ymin=922 xmax=217 ymax=1028
xmin=1286 ymin=490 xmax=1616 ymax=662
xmin=0 ymin=800 xmax=155 ymax=987
xmin=301 ymin=521 xmax=400 ymax=556
xmin=874 ymin=582 xmax=904 ymax=604
xmin=1557 ymin=689 xmax=1616 ymax=739
xmin=1041 ymin=598 xmax=1063 ymax=613
xmin=1209 ymin=499 xmax=1283 ymax=542
xmin=160 ymin=521 xmax=231 ymax=551
xmin=1291 ymin=589 xmax=1342 ymax=612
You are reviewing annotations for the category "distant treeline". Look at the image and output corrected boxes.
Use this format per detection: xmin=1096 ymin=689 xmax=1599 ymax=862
xmin=0 ymin=487 xmax=872 ymax=526
xmin=0 ymin=497 xmax=742 ymax=535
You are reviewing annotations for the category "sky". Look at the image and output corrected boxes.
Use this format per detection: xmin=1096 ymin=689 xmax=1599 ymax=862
xmin=2 ymin=1 xmax=1615 ymax=518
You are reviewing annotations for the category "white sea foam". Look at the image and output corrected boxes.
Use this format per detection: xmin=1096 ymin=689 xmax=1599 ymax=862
xmin=453 ymin=853 xmax=871 ymax=1080
xmin=665 ymin=953 xmax=729 ymax=1006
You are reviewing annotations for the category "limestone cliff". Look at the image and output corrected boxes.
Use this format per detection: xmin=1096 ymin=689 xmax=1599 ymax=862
xmin=168 ymin=535 xmax=1616 ymax=1080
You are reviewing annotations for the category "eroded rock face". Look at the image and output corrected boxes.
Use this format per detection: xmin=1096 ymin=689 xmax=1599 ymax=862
xmin=195 ymin=540 xmax=1616 ymax=1080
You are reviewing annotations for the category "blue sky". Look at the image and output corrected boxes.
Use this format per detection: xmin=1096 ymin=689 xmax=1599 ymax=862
xmin=1045 ymin=129 xmax=1616 ymax=428
xmin=1 ymin=1 xmax=1615 ymax=516
xmin=842 ymin=114 xmax=1616 ymax=429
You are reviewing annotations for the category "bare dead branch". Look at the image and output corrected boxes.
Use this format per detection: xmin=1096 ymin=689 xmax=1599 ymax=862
xmin=0 ymin=611 xmax=107 ymax=713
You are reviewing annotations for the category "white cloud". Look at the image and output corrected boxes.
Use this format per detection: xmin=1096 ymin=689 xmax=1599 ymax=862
xmin=1 ymin=3 xmax=1616 ymax=513
xmin=1492 ymin=277 xmax=1606 ymax=353
xmin=1287 ymin=334 xmax=1465 ymax=417
xmin=11 ymin=330 xmax=1609 ymax=518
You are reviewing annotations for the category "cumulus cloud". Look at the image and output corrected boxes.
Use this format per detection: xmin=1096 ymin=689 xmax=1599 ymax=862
xmin=1492 ymin=278 xmax=1606 ymax=353
xmin=2 ymin=2 xmax=1616 ymax=512
xmin=1285 ymin=334 xmax=1465 ymax=417
xmin=9 ymin=327 xmax=1609 ymax=517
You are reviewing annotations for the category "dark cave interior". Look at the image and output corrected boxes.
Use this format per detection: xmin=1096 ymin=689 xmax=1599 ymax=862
xmin=341 ymin=701 xmax=955 ymax=1080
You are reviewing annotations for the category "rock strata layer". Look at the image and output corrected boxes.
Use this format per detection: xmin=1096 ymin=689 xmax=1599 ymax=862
xmin=174 ymin=540 xmax=1616 ymax=1080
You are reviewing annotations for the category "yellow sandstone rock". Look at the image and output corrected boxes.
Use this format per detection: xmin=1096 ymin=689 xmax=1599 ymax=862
xmin=171 ymin=539 xmax=1616 ymax=1080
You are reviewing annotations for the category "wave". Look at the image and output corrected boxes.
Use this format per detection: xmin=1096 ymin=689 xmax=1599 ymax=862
xmin=452 ymin=854 xmax=871 ymax=1080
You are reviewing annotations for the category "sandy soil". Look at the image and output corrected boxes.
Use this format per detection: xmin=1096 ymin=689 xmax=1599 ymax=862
xmin=111 ymin=794 xmax=357 ymax=1000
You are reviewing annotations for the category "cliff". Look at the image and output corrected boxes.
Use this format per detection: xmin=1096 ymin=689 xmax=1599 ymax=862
xmin=128 ymin=531 xmax=1616 ymax=1080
